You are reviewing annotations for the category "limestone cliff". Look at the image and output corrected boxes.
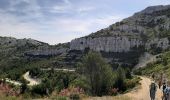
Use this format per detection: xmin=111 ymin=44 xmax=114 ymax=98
xmin=70 ymin=36 xmax=143 ymax=52
xmin=70 ymin=5 xmax=170 ymax=53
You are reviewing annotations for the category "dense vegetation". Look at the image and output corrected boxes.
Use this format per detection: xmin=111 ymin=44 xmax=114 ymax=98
xmin=26 ymin=52 xmax=140 ymax=97
xmin=0 ymin=51 xmax=140 ymax=99
xmin=76 ymin=52 xmax=140 ymax=96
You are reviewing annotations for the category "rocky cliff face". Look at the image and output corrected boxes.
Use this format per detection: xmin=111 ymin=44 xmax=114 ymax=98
xmin=70 ymin=37 xmax=169 ymax=53
xmin=70 ymin=5 xmax=170 ymax=53
xmin=70 ymin=36 xmax=143 ymax=52
xmin=146 ymin=38 xmax=169 ymax=50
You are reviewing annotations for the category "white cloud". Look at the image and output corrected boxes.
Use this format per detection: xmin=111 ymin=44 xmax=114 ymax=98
xmin=76 ymin=7 xmax=95 ymax=13
xmin=0 ymin=0 xmax=44 ymax=39
xmin=37 ymin=15 xmax=125 ymax=44
xmin=52 ymin=5 xmax=95 ymax=14
xmin=50 ymin=0 xmax=72 ymax=13
xmin=51 ymin=5 xmax=71 ymax=13
xmin=48 ymin=14 xmax=125 ymax=36
xmin=0 ymin=10 xmax=41 ymax=39
xmin=51 ymin=0 xmax=95 ymax=14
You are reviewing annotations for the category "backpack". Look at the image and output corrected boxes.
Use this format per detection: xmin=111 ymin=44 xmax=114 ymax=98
xmin=163 ymin=84 xmax=166 ymax=91
xmin=165 ymin=87 xmax=170 ymax=95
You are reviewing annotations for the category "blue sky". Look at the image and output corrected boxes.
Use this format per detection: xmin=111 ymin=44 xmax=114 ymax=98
xmin=0 ymin=0 xmax=170 ymax=44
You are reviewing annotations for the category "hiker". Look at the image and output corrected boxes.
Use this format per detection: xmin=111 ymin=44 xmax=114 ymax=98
xmin=162 ymin=82 xmax=167 ymax=100
xmin=164 ymin=81 xmax=170 ymax=100
xmin=152 ymin=73 xmax=155 ymax=80
xmin=150 ymin=81 xmax=157 ymax=100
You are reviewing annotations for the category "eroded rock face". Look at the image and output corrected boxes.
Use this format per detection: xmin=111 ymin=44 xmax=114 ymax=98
xmin=70 ymin=37 xmax=170 ymax=52
xmin=70 ymin=36 xmax=143 ymax=52
xmin=146 ymin=38 xmax=169 ymax=50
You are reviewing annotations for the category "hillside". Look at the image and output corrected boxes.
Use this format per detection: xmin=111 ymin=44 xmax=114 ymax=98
xmin=70 ymin=5 xmax=170 ymax=66
xmin=0 ymin=37 xmax=71 ymax=80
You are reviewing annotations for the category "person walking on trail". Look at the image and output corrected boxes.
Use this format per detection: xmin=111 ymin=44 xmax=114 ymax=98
xmin=150 ymin=81 xmax=157 ymax=100
xmin=164 ymin=81 xmax=170 ymax=100
xmin=162 ymin=82 xmax=167 ymax=100
xmin=152 ymin=73 xmax=155 ymax=80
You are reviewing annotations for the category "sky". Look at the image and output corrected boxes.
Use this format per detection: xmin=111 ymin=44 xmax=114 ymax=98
xmin=0 ymin=0 xmax=170 ymax=44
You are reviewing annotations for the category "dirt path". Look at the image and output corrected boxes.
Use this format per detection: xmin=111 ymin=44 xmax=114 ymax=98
xmin=125 ymin=76 xmax=162 ymax=100
xmin=23 ymin=69 xmax=75 ymax=86
xmin=5 ymin=78 xmax=22 ymax=86
xmin=41 ymin=68 xmax=75 ymax=72
xmin=23 ymin=72 xmax=40 ymax=86
xmin=83 ymin=76 xmax=162 ymax=100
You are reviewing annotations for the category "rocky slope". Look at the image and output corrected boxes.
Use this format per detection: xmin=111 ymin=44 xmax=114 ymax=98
xmin=70 ymin=5 xmax=170 ymax=53
xmin=0 ymin=36 xmax=69 ymax=57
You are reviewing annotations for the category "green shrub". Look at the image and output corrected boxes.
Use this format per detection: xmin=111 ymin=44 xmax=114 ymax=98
xmin=125 ymin=77 xmax=141 ymax=90
xmin=70 ymin=76 xmax=89 ymax=92
xmin=114 ymin=67 xmax=126 ymax=92
xmin=79 ymin=51 xmax=114 ymax=96
xmin=69 ymin=94 xmax=80 ymax=100
xmin=52 ymin=96 xmax=68 ymax=100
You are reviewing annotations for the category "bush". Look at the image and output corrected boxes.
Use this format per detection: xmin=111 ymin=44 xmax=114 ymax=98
xmin=52 ymin=96 xmax=68 ymax=100
xmin=29 ymin=67 xmax=41 ymax=77
xmin=31 ymin=84 xmax=46 ymax=95
xmin=31 ymin=79 xmax=53 ymax=95
xmin=70 ymin=76 xmax=89 ymax=92
xmin=20 ymin=82 xmax=27 ymax=94
xmin=133 ymin=69 xmax=142 ymax=75
xmin=125 ymin=68 xmax=132 ymax=79
xmin=69 ymin=94 xmax=80 ymax=100
xmin=109 ymin=88 xmax=119 ymax=95
xmin=125 ymin=77 xmax=141 ymax=90
xmin=114 ymin=67 xmax=126 ymax=92
xmin=80 ymin=52 xmax=114 ymax=96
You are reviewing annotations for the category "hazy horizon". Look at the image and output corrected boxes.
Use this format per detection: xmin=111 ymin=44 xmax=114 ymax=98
xmin=0 ymin=0 xmax=170 ymax=45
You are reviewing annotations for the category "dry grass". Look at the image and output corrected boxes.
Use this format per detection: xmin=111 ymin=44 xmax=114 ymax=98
xmin=82 ymin=95 xmax=130 ymax=100
xmin=0 ymin=94 xmax=21 ymax=100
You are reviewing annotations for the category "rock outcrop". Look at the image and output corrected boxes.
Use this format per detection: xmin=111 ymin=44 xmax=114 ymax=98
xmin=70 ymin=37 xmax=169 ymax=52
xmin=70 ymin=36 xmax=143 ymax=52
xmin=146 ymin=38 xmax=169 ymax=50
